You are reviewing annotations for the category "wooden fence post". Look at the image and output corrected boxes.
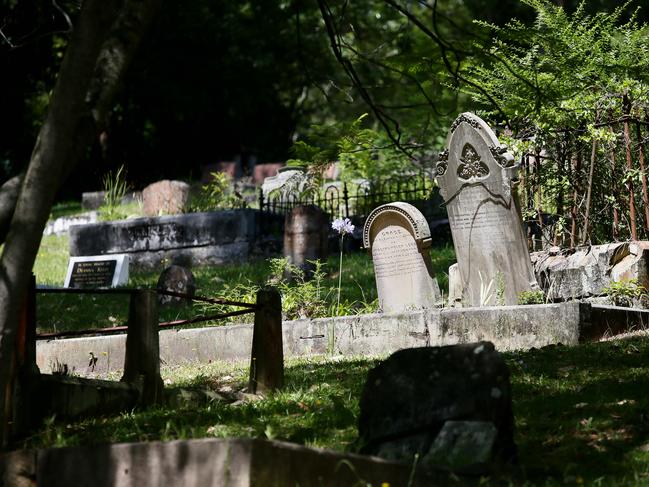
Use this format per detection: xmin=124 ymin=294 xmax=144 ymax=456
xmin=121 ymin=290 xmax=163 ymax=405
xmin=248 ymin=288 xmax=283 ymax=394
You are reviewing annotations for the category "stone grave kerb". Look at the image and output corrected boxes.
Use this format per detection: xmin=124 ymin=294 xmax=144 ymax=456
xmin=436 ymin=112 xmax=539 ymax=306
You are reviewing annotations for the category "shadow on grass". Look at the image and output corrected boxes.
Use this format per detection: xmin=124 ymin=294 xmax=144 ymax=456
xmin=506 ymin=337 xmax=649 ymax=485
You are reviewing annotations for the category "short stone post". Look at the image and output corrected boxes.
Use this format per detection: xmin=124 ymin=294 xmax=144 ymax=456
xmin=248 ymin=288 xmax=283 ymax=394
xmin=121 ymin=290 xmax=163 ymax=405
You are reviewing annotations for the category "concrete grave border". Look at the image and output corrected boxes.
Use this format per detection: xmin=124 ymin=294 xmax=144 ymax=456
xmin=36 ymin=302 xmax=649 ymax=376
xmin=2 ymin=437 xmax=448 ymax=487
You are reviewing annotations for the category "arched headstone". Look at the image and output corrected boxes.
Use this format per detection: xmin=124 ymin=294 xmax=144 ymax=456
xmin=363 ymin=202 xmax=441 ymax=312
xmin=436 ymin=113 xmax=539 ymax=306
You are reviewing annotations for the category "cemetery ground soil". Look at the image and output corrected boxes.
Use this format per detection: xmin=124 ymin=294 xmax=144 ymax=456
xmin=21 ymin=335 xmax=649 ymax=486
xmin=32 ymin=233 xmax=455 ymax=334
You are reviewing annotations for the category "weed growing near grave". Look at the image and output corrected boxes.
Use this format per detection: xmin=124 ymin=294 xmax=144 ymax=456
xmin=99 ymin=165 xmax=134 ymax=221
xmin=602 ymin=279 xmax=648 ymax=307
xmin=190 ymin=172 xmax=246 ymax=212
xmin=518 ymin=290 xmax=545 ymax=305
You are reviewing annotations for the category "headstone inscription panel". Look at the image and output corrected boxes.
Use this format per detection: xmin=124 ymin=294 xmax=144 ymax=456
xmin=363 ymin=202 xmax=441 ymax=312
xmin=64 ymin=255 xmax=130 ymax=288
xmin=436 ymin=113 xmax=539 ymax=306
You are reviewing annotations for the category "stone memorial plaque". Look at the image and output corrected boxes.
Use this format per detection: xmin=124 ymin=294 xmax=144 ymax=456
xmin=363 ymin=202 xmax=441 ymax=312
xmin=436 ymin=113 xmax=539 ymax=306
xmin=64 ymin=255 xmax=130 ymax=288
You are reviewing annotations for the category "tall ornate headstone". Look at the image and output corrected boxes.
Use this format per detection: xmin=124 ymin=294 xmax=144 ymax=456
xmin=363 ymin=202 xmax=441 ymax=312
xmin=436 ymin=113 xmax=539 ymax=306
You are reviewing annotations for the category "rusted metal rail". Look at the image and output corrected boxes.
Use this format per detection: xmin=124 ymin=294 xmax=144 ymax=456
xmin=35 ymin=287 xmax=257 ymax=340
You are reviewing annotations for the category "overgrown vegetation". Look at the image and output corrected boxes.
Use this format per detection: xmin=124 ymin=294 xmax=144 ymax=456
xmin=463 ymin=0 xmax=649 ymax=245
xmin=190 ymin=172 xmax=247 ymax=212
xmin=23 ymin=336 xmax=649 ymax=485
xmin=602 ymin=278 xmax=648 ymax=307
xmin=99 ymin=165 xmax=135 ymax=221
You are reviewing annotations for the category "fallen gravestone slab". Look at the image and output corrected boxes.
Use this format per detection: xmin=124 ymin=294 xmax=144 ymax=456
xmin=358 ymin=342 xmax=516 ymax=474
xmin=531 ymin=241 xmax=649 ymax=303
xmin=363 ymin=202 xmax=441 ymax=312
xmin=156 ymin=265 xmax=196 ymax=306
xmin=436 ymin=112 xmax=538 ymax=306
xmin=64 ymin=255 xmax=129 ymax=288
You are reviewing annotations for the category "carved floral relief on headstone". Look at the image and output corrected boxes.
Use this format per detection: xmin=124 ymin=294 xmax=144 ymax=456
xmin=363 ymin=202 xmax=441 ymax=312
xmin=436 ymin=113 xmax=539 ymax=306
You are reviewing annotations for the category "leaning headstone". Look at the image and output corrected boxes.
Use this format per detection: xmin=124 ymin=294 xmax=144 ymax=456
xmin=363 ymin=202 xmax=441 ymax=312
xmin=357 ymin=342 xmax=516 ymax=475
xmin=156 ymin=265 xmax=196 ymax=306
xmin=64 ymin=255 xmax=129 ymax=288
xmin=142 ymin=180 xmax=190 ymax=216
xmin=436 ymin=112 xmax=539 ymax=306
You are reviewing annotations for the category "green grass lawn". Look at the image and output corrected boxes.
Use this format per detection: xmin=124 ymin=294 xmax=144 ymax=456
xmin=32 ymin=233 xmax=456 ymax=334
xmin=22 ymin=335 xmax=649 ymax=485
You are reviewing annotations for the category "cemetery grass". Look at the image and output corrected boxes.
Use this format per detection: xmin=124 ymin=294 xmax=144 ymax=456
xmin=32 ymin=234 xmax=456 ymax=334
xmin=23 ymin=335 xmax=649 ymax=486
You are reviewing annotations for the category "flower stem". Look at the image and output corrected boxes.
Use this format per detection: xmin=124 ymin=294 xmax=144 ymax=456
xmin=336 ymin=235 xmax=344 ymax=315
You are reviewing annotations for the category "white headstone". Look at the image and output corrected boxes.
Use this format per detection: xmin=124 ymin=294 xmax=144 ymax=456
xmin=436 ymin=113 xmax=539 ymax=306
xmin=261 ymin=167 xmax=311 ymax=200
xmin=64 ymin=254 xmax=130 ymax=288
xmin=363 ymin=202 xmax=441 ymax=313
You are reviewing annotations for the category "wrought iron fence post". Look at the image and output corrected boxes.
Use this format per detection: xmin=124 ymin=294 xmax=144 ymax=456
xmin=258 ymin=187 xmax=264 ymax=212
xmin=343 ymin=182 xmax=350 ymax=218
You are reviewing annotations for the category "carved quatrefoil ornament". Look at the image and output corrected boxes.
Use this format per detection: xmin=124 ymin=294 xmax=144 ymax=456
xmin=457 ymin=143 xmax=489 ymax=180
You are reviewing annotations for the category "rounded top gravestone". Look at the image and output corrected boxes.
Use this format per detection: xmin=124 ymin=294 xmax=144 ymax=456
xmin=436 ymin=112 xmax=539 ymax=306
xmin=156 ymin=265 xmax=196 ymax=306
xmin=363 ymin=202 xmax=441 ymax=313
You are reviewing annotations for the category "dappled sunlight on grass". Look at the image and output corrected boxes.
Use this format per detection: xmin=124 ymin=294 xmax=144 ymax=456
xmin=22 ymin=337 xmax=649 ymax=485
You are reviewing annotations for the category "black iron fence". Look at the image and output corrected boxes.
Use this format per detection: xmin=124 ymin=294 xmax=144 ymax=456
xmin=259 ymin=172 xmax=445 ymax=222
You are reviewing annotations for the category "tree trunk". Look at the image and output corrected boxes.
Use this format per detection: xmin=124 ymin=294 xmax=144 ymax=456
xmin=0 ymin=0 xmax=159 ymax=447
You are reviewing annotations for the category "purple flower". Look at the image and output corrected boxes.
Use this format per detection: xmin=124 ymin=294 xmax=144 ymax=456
xmin=332 ymin=217 xmax=355 ymax=236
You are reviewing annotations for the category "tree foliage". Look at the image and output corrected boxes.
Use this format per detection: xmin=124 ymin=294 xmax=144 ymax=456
xmin=461 ymin=0 xmax=649 ymax=244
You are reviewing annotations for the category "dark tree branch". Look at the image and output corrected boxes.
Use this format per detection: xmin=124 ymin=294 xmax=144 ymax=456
xmin=317 ymin=0 xmax=414 ymax=157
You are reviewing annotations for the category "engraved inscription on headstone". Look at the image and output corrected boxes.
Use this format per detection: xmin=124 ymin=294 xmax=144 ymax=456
xmin=64 ymin=254 xmax=130 ymax=288
xmin=436 ymin=112 xmax=539 ymax=306
xmin=363 ymin=202 xmax=441 ymax=312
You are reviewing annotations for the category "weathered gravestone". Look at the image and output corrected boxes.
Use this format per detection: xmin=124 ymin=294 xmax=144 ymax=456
xmin=436 ymin=113 xmax=539 ymax=306
xmin=357 ymin=342 xmax=516 ymax=474
xmin=284 ymin=205 xmax=329 ymax=277
xmin=142 ymin=180 xmax=190 ymax=216
xmin=363 ymin=202 xmax=441 ymax=312
xmin=64 ymin=255 xmax=129 ymax=288
xmin=156 ymin=265 xmax=196 ymax=306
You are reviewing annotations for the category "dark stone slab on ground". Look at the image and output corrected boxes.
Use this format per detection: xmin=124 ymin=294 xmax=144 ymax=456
xmin=358 ymin=342 xmax=516 ymax=474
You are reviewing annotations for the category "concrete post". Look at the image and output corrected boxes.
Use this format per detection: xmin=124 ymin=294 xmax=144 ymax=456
xmin=248 ymin=288 xmax=283 ymax=394
xmin=122 ymin=290 xmax=163 ymax=405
